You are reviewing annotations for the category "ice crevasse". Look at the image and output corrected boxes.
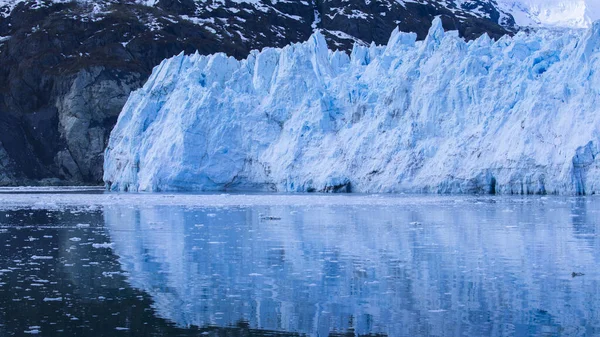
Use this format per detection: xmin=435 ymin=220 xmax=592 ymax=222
xmin=104 ymin=18 xmax=600 ymax=194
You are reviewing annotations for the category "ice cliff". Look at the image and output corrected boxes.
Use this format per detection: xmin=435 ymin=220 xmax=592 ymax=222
xmin=104 ymin=18 xmax=600 ymax=194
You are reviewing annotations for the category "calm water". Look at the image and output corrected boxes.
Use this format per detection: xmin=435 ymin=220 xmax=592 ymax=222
xmin=0 ymin=192 xmax=599 ymax=336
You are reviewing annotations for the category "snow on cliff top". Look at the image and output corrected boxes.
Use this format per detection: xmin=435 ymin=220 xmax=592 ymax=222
xmin=1 ymin=0 xmax=599 ymax=29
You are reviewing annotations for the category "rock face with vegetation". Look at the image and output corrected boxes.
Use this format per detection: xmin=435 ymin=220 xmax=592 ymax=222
xmin=0 ymin=0 xmax=514 ymax=185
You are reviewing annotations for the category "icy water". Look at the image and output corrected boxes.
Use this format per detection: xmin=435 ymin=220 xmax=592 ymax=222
xmin=1 ymin=192 xmax=600 ymax=336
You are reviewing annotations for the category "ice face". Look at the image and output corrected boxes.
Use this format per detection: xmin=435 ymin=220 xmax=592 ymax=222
xmin=104 ymin=18 xmax=600 ymax=195
xmin=495 ymin=0 xmax=600 ymax=28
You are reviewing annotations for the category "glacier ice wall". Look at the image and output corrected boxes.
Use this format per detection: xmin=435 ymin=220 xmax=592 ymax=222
xmin=104 ymin=18 xmax=600 ymax=194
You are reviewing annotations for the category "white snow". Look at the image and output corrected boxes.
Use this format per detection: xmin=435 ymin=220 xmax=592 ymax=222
xmin=0 ymin=0 xmax=88 ymax=17
xmin=398 ymin=0 xmax=600 ymax=29
xmin=1 ymin=0 xmax=597 ymax=29
xmin=311 ymin=0 xmax=320 ymax=31
xmin=394 ymin=0 xmax=599 ymax=28
xmin=496 ymin=0 xmax=600 ymax=28
xmin=0 ymin=0 xmax=168 ymax=17
xmin=104 ymin=18 xmax=600 ymax=195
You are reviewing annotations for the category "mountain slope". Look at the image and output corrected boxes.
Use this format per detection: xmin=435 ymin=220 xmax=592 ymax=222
xmin=0 ymin=0 xmax=515 ymax=185
xmin=495 ymin=0 xmax=600 ymax=28
xmin=104 ymin=19 xmax=600 ymax=195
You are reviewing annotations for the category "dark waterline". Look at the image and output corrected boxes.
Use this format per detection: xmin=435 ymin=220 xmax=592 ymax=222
xmin=0 ymin=194 xmax=599 ymax=336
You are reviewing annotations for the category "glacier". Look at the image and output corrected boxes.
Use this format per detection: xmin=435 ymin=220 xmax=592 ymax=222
xmin=104 ymin=18 xmax=600 ymax=195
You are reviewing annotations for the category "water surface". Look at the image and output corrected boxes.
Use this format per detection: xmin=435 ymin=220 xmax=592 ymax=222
xmin=0 ymin=192 xmax=599 ymax=336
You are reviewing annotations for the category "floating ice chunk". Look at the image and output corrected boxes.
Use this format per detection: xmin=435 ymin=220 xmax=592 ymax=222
xmin=43 ymin=297 xmax=63 ymax=302
xmin=92 ymin=242 xmax=114 ymax=249
xmin=31 ymin=256 xmax=53 ymax=260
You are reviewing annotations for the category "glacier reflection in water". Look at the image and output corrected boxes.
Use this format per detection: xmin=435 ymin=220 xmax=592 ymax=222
xmin=104 ymin=196 xmax=600 ymax=336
